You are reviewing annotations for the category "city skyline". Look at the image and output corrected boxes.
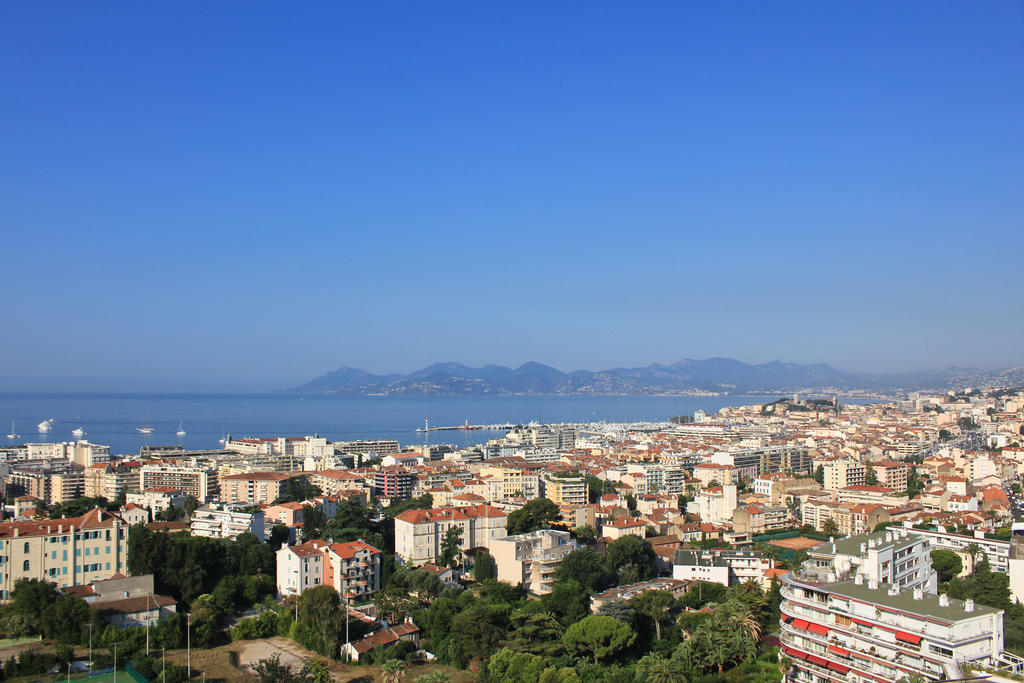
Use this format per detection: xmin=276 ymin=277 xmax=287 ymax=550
xmin=2 ymin=3 xmax=1022 ymax=390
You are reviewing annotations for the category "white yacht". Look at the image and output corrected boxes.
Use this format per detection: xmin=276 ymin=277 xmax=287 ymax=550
xmin=38 ymin=419 xmax=54 ymax=432
xmin=137 ymin=414 xmax=155 ymax=434
xmin=176 ymin=420 xmax=186 ymax=437
xmin=72 ymin=427 xmax=86 ymax=438
xmin=6 ymin=421 xmax=19 ymax=439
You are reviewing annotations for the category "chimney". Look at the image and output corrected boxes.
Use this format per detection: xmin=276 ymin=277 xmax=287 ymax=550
xmin=860 ymin=542 xmax=866 ymax=554
xmin=855 ymin=574 xmax=864 ymax=585
xmin=913 ymin=588 xmax=923 ymax=600
xmin=829 ymin=536 xmax=835 ymax=543
xmin=965 ymin=599 xmax=975 ymax=612
xmin=939 ymin=594 xmax=950 ymax=607
xmin=868 ymin=578 xmax=878 ymax=590
xmin=888 ymin=585 xmax=900 ymax=596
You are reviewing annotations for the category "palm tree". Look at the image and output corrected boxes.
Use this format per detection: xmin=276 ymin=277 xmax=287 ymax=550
xmin=725 ymin=602 xmax=763 ymax=644
xmin=709 ymin=641 xmax=731 ymax=675
xmin=965 ymin=543 xmax=981 ymax=574
xmin=381 ymin=658 xmax=405 ymax=683
xmin=822 ymin=517 xmax=840 ymax=538
xmin=778 ymin=654 xmax=794 ymax=679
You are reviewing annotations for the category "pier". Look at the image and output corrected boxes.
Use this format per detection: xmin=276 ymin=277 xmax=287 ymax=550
xmin=415 ymin=420 xmax=516 ymax=432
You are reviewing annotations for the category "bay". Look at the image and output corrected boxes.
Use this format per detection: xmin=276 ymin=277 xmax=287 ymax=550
xmin=0 ymin=393 xmax=868 ymax=457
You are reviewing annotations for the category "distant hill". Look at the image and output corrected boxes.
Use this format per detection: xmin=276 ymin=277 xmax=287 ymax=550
xmin=290 ymin=359 xmax=1024 ymax=396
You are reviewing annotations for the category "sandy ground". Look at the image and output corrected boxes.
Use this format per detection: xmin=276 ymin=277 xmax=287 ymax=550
xmin=766 ymin=536 xmax=823 ymax=550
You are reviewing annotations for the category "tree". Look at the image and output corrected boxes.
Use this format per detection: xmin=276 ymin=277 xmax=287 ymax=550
xmin=931 ymin=549 xmax=963 ymax=583
xmin=474 ymin=551 xmax=496 ymax=582
xmin=864 ymin=466 xmax=878 ymax=486
xmin=506 ymin=498 xmax=561 ymax=535
xmin=630 ymin=589 xmax=674 ymax=640
xmin=605 ymin=535 xmax=656 ymax=581
xmin=542 ymin=580 xmax=591 ymax=625
xmin=439 ymin=526 xmax=463 ymax=568
xmin=373 ymin=587 xmax=416 ymax=625
xmin=822 ymin=517 xmax=840 ymax=538
xmin=964 ymin=543 xmax=982 ymax=574
xmin=562 ymin=615 xmax=636 ymax=665
xmin=635 ymin=652 xmax=688 ymax=683
xmin=183 ymin=495 xmax=200 ymax=517
xmin=502 ymin=611 xmax=565 ymax=657
xmin=573 ymin=525 xmax=596 ymax=543
xmin=381 ymin=659 xmax=406 ymax=683
xmin=451 ymin=605 xmax=510 ymax=661
xmin=555 ymin=547 xmax=611 ymax=592
xmin=595 ymin=600 xmax=635 ymax=626
xmin=625 ymin=494 xmax=638 ymax=511
xmin=300 ymin=505 xmax=326 ymax=542
xmin=813 ymin=465 xmax=824 ymax=485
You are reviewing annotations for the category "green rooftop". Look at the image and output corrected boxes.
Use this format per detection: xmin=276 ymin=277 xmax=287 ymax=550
xmin=826 ymin=580 xmax=1001 ymax=622
xmin=814 ymin=530 xmax=920 ymax=558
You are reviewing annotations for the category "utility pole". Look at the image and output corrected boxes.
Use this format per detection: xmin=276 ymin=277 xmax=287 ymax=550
xmin=162 ymin=648 xmax=166 ymax=683
xmin=186 ymin=612 xmax=192 ymax=680
xmin=113 ymin=643 xmax=117 ymax=682
xmin=88 ymin=621 xmax=93 ymax=673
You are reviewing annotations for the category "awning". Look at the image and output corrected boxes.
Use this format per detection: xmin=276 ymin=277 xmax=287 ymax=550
xmin=828 ymin=662 xmax=851 ymax=675
xmin=806 ymin=654 xmax=829 ymax=668
xmin=792 ymin=618 xmax=810 ymax=630
xmin=828 ymin=645 xmax=850 ymax=657
xmin=851 ymin=618 xmax=873 ymax=627
xmin=784 ymin=646 xmax=807 ymax=660
xmin=807 ymin=622 xmax=829 ymax=636
xmin=895 ymin=631 xmax=923 ymax=645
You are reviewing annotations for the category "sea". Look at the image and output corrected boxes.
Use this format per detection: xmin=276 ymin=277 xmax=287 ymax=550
xmin=0 ymin=393 xmax=876 ymax=457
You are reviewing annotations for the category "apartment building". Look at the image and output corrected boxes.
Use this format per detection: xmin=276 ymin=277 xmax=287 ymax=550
xmin=823 ymin=459 xmax=867 ymax=491
xmin=541 ymin=475 xmax=587 ymax=507
xmin=687 ymin=484 xmax=738 ymax=525
xmin=710 ymin=445 xmax=811 ymax=478
xmin=692 ymin=463 xmax=737 ymax=487
xmin=332 ymin=440 xmax=401 ymax=457
xmin=49 ymin=472 xmax=84 ymax=504
xmin=394 ymin=505 xmax=507 ymax=565
xmin=490 ymin=529 xmax=577 ymax=595
xmin=478 ymin=466 xmax=540 ymax=500
xmin=372 ymin=467 xmax=415 ymax=501
xmin=602 ymin=516 xmax=646 ymax=540
xmin=323 ymin=540 xmax=382 ymax=605
xmin=219 ymin=471 xmax=304 ymax=505
xmin=84 ymin=462 xmax=142 ymax=501
xmin=590 ymin=578 xmax=692 ymax=611
xmin=0 ymin=507 xmax=129 ymax=598
xmin=190 ymin=503 xmax=265 ymax=540
xmin=672 ymin=549 xmax=774 ymax=586
xmin=139 ymin=463 xmax=217 ymax=503
xmin=276 ymin=539 xmax=328 ymax=597
xmin=901 ymin=525 xmax=1010 ymax=576
xmin=871 ymin=461 xmax=909 ymax=491
xmin=733 ymin=504 xmax=791 ymax=535
xmin=754 ymin=474 xmax=823 ymax=505
xmin=781 ymin=558 xmax=1004 ymax=681
xmin=799 ymin=529 xmax=936 ymax=592
xmin=125 ymin=488 xmax=185 ymax=517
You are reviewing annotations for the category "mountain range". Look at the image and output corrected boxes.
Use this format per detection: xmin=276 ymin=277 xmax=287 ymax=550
xmin=290 ymin=358 xmax=1024 ymax=396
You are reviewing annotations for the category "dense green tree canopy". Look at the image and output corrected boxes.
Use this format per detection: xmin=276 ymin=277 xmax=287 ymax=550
xmin=507 ymin=498 xmax=561 ymax=535
xmin=562 ymin=615 xmax=637 ymax=664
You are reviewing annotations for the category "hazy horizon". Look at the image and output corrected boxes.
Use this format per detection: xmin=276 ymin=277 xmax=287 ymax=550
xmin=2 ymin=4 xmax=1021 ymax=388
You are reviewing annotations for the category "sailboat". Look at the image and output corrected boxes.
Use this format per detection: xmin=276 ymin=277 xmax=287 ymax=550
xmin=72 ymin=427 xmax=86 ymax=438
xmin=38 ymin=419 xmax=53 ymax=432
xmin=6 ymin=421 xmax=19 ymax=439
xmin=137 ymin=414 xmax=155 ymax=434
xmin=176 ymin=420 xmax=186 ymax=437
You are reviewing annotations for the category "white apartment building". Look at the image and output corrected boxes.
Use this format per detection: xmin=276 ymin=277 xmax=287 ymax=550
xmin=672 ymin=549 xmax=774 ymax=586
xmin=323 ymin=540 xmax=382 ymax=605
xmin=394 ymin=505 xmax=507 ymax=565
xmin=490 ymin=529 xmax=577 ymax=595
xmin=602 ymin=516 xmax=647 ymax=540
xmin=686 ymin=484 xmax=737 ymax=525
xmin=781 ymin=563 xmax=1005 ymax=681
xmin=277 ymin=539 xmax=327 ymax=597
xmin=190 ymin=503 xmax=265 ymax=540
xmin=799 ymin=529 xmax=937 ymax=593
xmin=901 ymin=524 xmax=1010 ymax=576
xmin=126 ymin=488 xmax=185 ymax=517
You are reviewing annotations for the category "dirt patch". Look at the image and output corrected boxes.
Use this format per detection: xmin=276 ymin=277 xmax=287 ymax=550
xmin=766 ymin=536 xmax=823 ymax=550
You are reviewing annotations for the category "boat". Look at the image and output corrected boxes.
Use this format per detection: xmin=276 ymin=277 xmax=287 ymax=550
xmin=6 ymin=421 xmax=18 ymax=439
xmin=72 ymin=427 xmax=86 ymax=437
xmin=176 ymin=420 xmax=186 ymax=437
xmin=137 ymin=414 xmax=155 ymax=434
xmin=38 ymin=419 xmax=53 ymax=432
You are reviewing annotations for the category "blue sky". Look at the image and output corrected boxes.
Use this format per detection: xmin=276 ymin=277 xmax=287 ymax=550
xmin=1 ymin=3 xmax=1022 ymax=390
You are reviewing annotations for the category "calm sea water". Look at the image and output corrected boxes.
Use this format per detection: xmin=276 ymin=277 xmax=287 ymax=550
xmin=0 ymin=393 xmax=864 ymax=457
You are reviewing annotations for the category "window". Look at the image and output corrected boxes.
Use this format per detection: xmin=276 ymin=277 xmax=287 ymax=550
xmin=23 ymin=542 xmax=29 ymax=554
xmin=23 ymin=560 xmax=29 ymax=571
